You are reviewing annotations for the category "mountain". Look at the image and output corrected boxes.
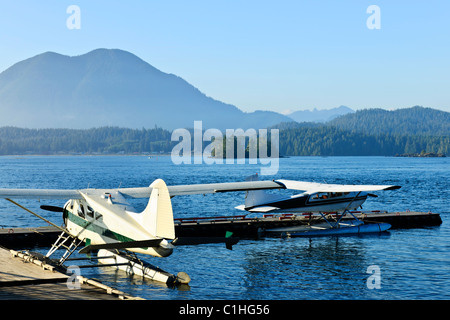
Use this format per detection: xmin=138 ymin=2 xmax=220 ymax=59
xmin=328 ymin=106 xmax=450 ymax=136
xmin=286 ymin=106 xmax=354 ymax=123
xmin=0 ymin=49 xmax=292 ymax=130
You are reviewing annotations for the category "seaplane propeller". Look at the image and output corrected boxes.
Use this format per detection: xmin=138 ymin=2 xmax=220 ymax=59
xmin=40 ymin=205 xmax=65 ymax=212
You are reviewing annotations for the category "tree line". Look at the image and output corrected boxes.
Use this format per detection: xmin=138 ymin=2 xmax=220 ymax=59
xmin=0 ymin=125 xmax=447 ymax=156
xmin=0 ymin=126 xmax=174 ymax=155
xmin=278 ymin=125 xmax=448 ymax=156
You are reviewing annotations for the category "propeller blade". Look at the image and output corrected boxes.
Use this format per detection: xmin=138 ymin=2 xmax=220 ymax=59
xmin=40 ymin=205 xmax=65 ymax=212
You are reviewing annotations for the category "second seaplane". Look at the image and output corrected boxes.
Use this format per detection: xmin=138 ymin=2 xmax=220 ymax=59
xmin=0 ymin=176 xmax=400 ymax=284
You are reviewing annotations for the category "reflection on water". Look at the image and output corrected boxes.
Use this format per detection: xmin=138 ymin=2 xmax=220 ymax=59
xmin=241 ymin=235 xmax=388 ymax=299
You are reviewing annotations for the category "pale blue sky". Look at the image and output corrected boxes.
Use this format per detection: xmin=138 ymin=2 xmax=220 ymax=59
xmin=1 ymin=1 xmax=449 ymax=113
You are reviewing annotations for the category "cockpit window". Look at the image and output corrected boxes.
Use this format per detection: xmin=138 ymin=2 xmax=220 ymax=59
xmin=86 ymin=206 xmax=94 ymax=218
xmin=77 ymin=204 xmax=85 ymax=218
xmin=311 ymin=192 xmax=329 ymax=200
xmin=310 ymin=192 xmax=347 ymax=200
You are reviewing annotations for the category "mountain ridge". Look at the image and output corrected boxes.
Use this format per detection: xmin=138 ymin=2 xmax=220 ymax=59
xmin=287 ymin=105 xmax=354 ymax=123
xmin=1 ymin=49 xmax=448 ymax=134
xmin=328 ymin=106 xmax=450 ymax=136
xmin=0 ymin=49 xmax=292 ymax=130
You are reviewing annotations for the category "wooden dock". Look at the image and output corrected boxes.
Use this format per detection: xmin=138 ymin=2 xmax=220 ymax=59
xmin=0 ymin=247 xmax=142 ymax=300
xmin=174 ymin=210 xmax=443 ymax=239
xmin=0 ymin=226 xmax=60 ymax=249
xmin=0 ymin=211 xmax=443 ymax=249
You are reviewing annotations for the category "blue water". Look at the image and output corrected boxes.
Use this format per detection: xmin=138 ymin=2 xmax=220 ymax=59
xmin=0 ymin=155 xmax=449 ymax=300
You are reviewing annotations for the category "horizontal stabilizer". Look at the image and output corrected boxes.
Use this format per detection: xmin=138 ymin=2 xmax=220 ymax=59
xmin=248 ymin=206 xmax=279 ymax=213
xmin=79 ymin=239 xmax=163 ymax=254
xmin=235 ymin=204 xmax=279 ymax=213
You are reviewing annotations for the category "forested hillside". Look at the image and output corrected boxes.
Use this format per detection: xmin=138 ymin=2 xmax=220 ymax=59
xmin=328 ymin=106 xmax=450 ymax=136
xmin=278 ymin=126 xmax=448 ymax=156
xmin=273 ymin=106 xmax=449 ymax=156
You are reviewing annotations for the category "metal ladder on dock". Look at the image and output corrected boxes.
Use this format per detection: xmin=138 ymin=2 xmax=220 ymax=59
xmin=46 ymin=231 xmax=85 ymax=265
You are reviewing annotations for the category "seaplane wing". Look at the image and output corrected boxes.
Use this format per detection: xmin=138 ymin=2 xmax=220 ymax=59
xmin=0 ymin=188 xmax=83 ymax=199
xmin=0 ymin=179 xmax=399 ymax=200
xmin=112 ymin=180 xmax=285 ymax=198
xmin=0 ymin=181 xmax=282 ymax=200
xmin=0 ymin=187 xmax=155 ymax=200
xmin=276 ymin=180 xmax=401 ymax=194
xmin=167 ymin=180 xmax=284 ymax=196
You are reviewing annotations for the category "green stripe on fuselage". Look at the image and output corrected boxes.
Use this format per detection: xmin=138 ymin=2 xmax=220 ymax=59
xmin=65 ymin=210 xmax=146 ymax=247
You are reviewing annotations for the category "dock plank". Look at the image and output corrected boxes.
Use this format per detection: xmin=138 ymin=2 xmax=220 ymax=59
xmin=0 ymin=247 xmax=140 ymax=300
xmin=0 ymin=282 xmax=122 ymax=300
xmin=0 ymin=247 xmax=68 ymax=285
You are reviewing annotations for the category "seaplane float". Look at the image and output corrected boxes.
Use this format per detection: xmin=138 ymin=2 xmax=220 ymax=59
xmin=0 ymin=175 xmax=400 ymax=285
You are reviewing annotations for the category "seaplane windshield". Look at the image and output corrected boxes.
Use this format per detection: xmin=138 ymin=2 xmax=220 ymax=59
xmin=95 ymin=211 xmax=103 ymax=220
xmin=86 ymin=206 xmax=95 ymax=219
xmin=309 ymin=192 xmax=350 ymax=201
xmin=77 ymin=203 xmax=86 ymax=218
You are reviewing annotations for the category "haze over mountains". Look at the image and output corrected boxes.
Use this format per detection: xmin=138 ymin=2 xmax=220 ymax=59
xmin=0 ymin=49 xmax=447 ymax=135
xmin=0 ymin=49 xmax=300 ymax=130
xmin=285 ymin=105 xmax=354 ymax=123
xmin=0 ymin=49 xmax=359 ymax=130
xmin=0 ymin=48 xmax=448 ymax=156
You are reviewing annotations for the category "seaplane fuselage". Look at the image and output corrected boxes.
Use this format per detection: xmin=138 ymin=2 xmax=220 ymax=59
xmin=244 ymin=191 xmax=368 ymax=213
xmin=63 ymin=188 xmax=174 ymax=258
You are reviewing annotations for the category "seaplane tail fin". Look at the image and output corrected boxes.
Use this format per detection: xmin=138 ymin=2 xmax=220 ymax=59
xmin=141 ymin=179 xmax=175 ymax=239
xmin=244 ymin=174 xmax=285 ymax=208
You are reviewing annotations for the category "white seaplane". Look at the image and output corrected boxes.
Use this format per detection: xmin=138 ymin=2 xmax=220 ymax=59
xmin=235 ymin=174 xmax=400 ymax=237
xmin=0 ymin=176 xmax=400 ymax=284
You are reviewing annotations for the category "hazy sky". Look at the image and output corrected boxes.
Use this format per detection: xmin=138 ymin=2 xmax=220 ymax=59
xmin=0 ymin=0 xmax=449 ymax=113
